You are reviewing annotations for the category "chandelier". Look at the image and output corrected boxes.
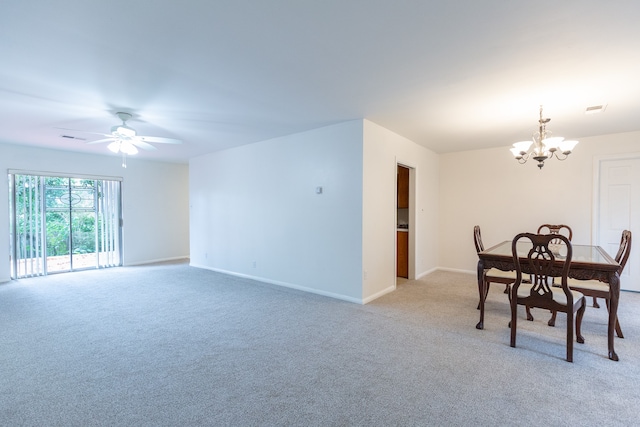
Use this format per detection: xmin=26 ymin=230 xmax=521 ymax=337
xmin=510 ymin=106 xmax=578 ymax=169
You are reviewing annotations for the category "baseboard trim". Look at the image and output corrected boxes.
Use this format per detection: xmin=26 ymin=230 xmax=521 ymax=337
xmin=183 ymin=263 xmax=479 ymax=304
xmin=436 ymin=267 xmax=475 ymax=275
xmin=362 ymin=285 xmax=395 ymax=304
xmin=190 ymin=263 xmax=364 ymax=304
xmin=125 ymin=256 xmax=190 ymax=266
xmin=415 ymin=266 xmax=440 ymax=280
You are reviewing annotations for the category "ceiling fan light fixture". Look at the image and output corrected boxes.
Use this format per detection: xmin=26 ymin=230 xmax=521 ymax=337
xmin=107 ymin=140 xmax=139 ymax=155
xmin=120 ymin=141 xmax=138 ymax=155
xmin=107 ymin=141 xmax=121 ymax=153
xmin=111 ymin=124 xmax=136 ymax=137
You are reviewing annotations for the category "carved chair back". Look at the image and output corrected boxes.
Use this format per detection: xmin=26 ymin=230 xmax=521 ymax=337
xmin=614 ymin=230 xmax=632 ymax=274
xmin=473 ymin=225 xmax=484 ymax=253
xmin=512 ymin=233 xmax=573 ymax=304
xmin=537 ymin=224 xmax=573 ymax=246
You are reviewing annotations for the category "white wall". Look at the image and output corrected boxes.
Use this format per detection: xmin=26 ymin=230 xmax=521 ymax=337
xmin=189 ymin=121 xmax=364 ymax=302
xmin=362 ymin=120 xmax=440 ymax=302
xmin=439 ymin=130 xmax=640 ymax=273
xmin=0 ymin=143 xmax=190 ymax=282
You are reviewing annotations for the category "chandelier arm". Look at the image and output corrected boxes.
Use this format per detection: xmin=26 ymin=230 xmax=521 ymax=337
xmin=551 ymin=151 xmax=570 ymax=161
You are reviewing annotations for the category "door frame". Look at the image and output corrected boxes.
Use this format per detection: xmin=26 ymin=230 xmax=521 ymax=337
xmin=396 ymin=161 xmax=416 ymax=281
xmin=592 ymin=152 xmax=640 ymax=292
xmin=591 ymin=152 xmax=640 ymax=243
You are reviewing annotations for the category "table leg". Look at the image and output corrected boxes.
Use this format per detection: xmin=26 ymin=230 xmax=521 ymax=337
xmin=476 ymin=260 xmax=486 ymax=330
xmin=608 ymin=272 xmax=620 ymax=361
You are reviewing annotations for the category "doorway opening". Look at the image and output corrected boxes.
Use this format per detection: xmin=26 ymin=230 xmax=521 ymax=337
xmin=396 ymin=164 xmax=415 ymax=280
xmin=9 ymin=172 xmax=123 ymax=279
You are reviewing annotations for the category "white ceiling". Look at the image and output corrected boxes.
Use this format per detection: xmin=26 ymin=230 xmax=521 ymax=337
xmin=2 ymin=1 xmax=640 ymax=163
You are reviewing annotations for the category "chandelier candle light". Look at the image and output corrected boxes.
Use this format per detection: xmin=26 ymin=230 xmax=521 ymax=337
xmin=510 ymin=105 xmax=578 ymax=169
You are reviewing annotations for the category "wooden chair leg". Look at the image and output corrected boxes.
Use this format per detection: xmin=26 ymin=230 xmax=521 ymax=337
xmin=567 ymin=311 xmax=574 ymax=363
xmin=510 ymin=302 xmax=517 ymax=348
xmin=525 ymin=306 xmax=534 ymax=321
xmin=504 ymin=284 xmax=509 ymax=294
xmin=605 ymin=299 xmax=624 ymax=338
xmin=576 ymin=300 xmax=586 ymax=344
xmin=548 ymin=310 xmax=557 ymax=327
xmin=615 ymin=317 xmax=624 ymax=339
xmin=477 ymin=281 xmax=491 ymax=310
xmin=592 ymin=296 xmax=600 ymax=308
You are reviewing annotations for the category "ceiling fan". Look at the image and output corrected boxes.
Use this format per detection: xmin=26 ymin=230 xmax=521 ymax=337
xmin=83 ymin=112 xmax=182 ymax=155
xmin=59 ymin=112 xmax=182 ymax=167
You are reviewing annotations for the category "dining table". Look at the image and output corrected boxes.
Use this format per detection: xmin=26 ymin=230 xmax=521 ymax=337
xmin=476 ymin=240 xmax=622 ymax=361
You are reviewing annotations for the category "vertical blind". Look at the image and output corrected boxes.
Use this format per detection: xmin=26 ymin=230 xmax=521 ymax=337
xmin=9 ymin=172 xmax=123 ymax=279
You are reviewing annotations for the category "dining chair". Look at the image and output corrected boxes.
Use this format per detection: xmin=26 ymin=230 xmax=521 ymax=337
xmin=537 ymin=224 xmax=573 ymax=242
xmin=510 ymin=232 xmax=586 ymax=362
xmin=473 ymin=225 xmax=515 ymax=308
xmin=550 ymin=230 xmax=632 ymax=338
xmin=525 ymin=224 xmax=574 ymax=323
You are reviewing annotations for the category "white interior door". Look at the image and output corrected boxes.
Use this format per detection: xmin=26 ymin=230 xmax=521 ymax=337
xmin=596 ymin=156 xmax=640 ymax=291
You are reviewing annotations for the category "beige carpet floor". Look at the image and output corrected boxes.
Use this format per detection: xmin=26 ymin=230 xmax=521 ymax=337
xmin=1 ymin=261 xmax=638 ymax=426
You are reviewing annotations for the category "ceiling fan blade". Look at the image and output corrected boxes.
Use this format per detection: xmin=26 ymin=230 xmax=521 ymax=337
xmin=138 ymin=135 xmax=182 ymax=144
xmin=86 ymin=138 xmax=116 ymax=145
xmin=131 ymin=139 xmax=158 ymax=151
xmin=56 ymin=127 xmax=111 ymax=137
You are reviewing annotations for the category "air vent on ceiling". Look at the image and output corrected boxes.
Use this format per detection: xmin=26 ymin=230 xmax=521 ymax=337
xmin=60 ymin=134 xmax=87 ymax=141
xmin=585 ymin=104 xmax=607 ymax=115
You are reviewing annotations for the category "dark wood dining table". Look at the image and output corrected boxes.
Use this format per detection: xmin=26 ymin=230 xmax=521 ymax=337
xmin=476 ymin=240 xmax=622 ymax=361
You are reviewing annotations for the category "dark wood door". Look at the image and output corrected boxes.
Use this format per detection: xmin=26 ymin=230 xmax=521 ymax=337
xmin=397 ymin=166 xmax=409 ymax=209
xmin=397 ymin=231 xmax=408 ymax=278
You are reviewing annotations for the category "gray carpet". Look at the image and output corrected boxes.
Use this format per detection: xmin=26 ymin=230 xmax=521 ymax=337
xmin=1 ymin=261 xmax=638 ymax=426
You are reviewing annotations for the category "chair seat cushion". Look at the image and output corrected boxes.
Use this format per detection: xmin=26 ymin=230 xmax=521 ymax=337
xmin=516 ymin=283 xmax=584 ymax=306
xmin=486 ymin=268 xmax=516 ymax=280
xmin=567 ymin=278 xmax=609 ymax=293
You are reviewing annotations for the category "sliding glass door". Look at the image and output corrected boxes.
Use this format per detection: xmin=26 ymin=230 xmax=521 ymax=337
xmin=9 ymin=172 xmax=123 ymax=279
